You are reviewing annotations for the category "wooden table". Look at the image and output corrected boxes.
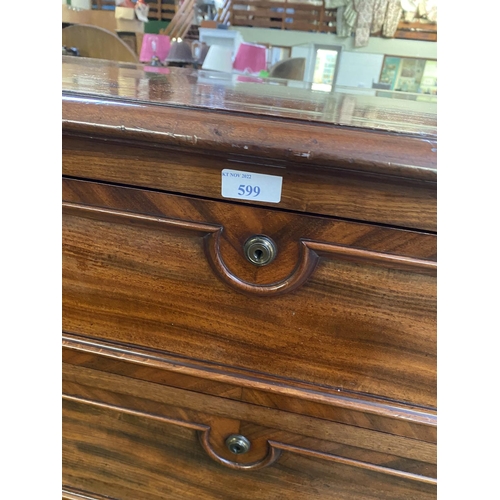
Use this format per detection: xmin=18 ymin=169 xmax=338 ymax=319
xmin=62 ymin=56 xmax=437 ymax=500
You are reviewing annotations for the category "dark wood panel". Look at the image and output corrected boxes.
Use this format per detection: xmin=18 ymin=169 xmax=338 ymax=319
xmin=232 ymin=17 xmax=284 ymax=28
xmin=62 ymin=58 xmax=437 ymax=173
xmin=62 ymin=55 xmax=437 ymax=500
xmin=62 ymin=364 xmax=436 ymax=469
xmin=394 ymin=31 xmax=437 ymax=41
xmin=62 ymin=179 xmax=436 ymax=407
xmin=394 ymin=20 xmax=437 ymax=41
xmin=231 ymin=0 xmax=335 ymax=33
xmin=63 ymin=333 xmax=437 ymax=442
xmin=62 ymin=136 xmax=436 ymax=231
xmin=62 ymin=178 xmax=437 ymax=281
xmin=63 ymin=396 xmax=436 ymax=499
xmin=61 ymin=92 xmax=436 ymax=175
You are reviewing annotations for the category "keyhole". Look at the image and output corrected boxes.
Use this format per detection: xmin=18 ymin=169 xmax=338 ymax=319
xmin=243 ymin=235 xmax=277 ymax=266
xmin=225 ymin=434 xmax=251 ymax=454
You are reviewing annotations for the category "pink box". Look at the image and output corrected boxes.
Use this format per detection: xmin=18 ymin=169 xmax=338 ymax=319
xmin=139 ymin=34 xmax=171 ymax=63
xmin=233 ymin=42 xmax=267 ymax=74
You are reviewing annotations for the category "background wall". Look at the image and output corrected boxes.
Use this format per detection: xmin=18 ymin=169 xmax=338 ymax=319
xmin=231 ymin=27 xmax=437 ymax=58
xmin=335 ymin=52 xmax=384 ymax=88
xmin=231 ymin=27 xmax=437 ymax=89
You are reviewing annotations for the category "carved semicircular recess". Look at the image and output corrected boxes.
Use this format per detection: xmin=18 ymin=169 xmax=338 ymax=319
xmin=62 ymin=202 xmax=436 ymax=298
xmin=197 ymin=428 xmax=282 ymax=471
xmin=63 ymin=394 xmax=436 ymax=484
xmin=204 ymin=231 xmax=319 ymax=297
xmin=64 ymin=393 xmax=280 ymax=471
xmin=204 ymin=231 xmax=436 ymax=297
xmin=62 ymin=202 xmax=321 ymax=296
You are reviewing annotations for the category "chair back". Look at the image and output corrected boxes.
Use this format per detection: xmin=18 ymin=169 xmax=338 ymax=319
xmin=269 ymin=57 xmax=306 ymax=81
xmin=62 ymin=24 xmax=138 ymax=63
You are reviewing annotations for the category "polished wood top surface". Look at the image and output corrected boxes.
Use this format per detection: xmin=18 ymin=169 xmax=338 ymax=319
xmin=62 ymin=56 xmax=436 ymax=136
xmin=62 ymin=56 xmax=437 ymax=181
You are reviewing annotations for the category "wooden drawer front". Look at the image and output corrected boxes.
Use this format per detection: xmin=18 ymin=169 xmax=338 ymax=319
xmin=63 ymin=364 xmax=436 ymax=500
xmin=62 ymin=135 xmax=437 ymax=231
xmin=63 ymin=334 xmax=437 ymax=444
xmin=62 ymin=179 xmax=436 ymax=408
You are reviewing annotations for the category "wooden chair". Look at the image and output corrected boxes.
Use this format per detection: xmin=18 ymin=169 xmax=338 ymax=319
xmin=62 ymin=24 xmax=139 ymax=63
xmin=269 ymin=57 xmax=306 ymax=81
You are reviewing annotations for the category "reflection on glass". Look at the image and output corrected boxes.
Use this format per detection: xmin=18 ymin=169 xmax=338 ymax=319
xmin=380 ymin=56 xmax=437 ymax=95
xmin=268 ymin=46 xmax=292 ymax=67
xmin=312 ymin=49 xmax=338 ymax=92
xmin=291 ymin=44 xmax=342 ymax=92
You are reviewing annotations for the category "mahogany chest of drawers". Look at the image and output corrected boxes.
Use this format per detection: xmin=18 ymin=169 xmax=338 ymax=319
xmin=62 ymin=57 xmax=437 ymax=500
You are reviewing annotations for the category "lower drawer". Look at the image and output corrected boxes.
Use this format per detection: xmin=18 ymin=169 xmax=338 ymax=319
xmin=63 ymin=362 xmax=436 ymax=500
xmin=62 ymin=178 xmax=436 ymax=408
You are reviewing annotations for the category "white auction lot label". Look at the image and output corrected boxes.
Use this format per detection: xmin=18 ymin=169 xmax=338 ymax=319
xmin=221 ymin=169 xmax=283 ymax=203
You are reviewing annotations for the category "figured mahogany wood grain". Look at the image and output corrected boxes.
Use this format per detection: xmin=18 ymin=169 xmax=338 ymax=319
xmin=62 ymin=58 xmax=437 ymax=231
xmin=63 ymin=364 xmax=437 ymax=473
xmin=62 ymin=487 xmax=116 ymax=500
xmin=62 ymin=178 xmax=436 ymax=407
xmin=63 ymin=136 xmax=436 ymax=231
xmin=63 ymin=397 xmax=437 ymax=499
xmin=62 ymin=178 xmax=436 ymax=279
xmin=63 ymin=391 xmax=435 ymax=480
xmin=62 ymin=196 xmax=435 ymax=297
xmin=62 ymin=58 xmax=436 ymax=229
xmin=62 ymin=91 xmax=436 ymax=177
xmin=63 ymin=333 xmax=437 ymax=443
xmin=62 ymin=57 xmax=437 ymax=500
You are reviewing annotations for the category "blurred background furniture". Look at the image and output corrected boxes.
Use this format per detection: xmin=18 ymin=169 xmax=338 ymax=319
xmin=62 ymin=3 xmax=117 ymax=31
xmin=62 ymin=24 xmax=139 ymax=63
xmin=269 ymin=57 xmax=306 ymax=81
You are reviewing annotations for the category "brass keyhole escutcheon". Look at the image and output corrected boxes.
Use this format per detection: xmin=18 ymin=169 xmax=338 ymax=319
xmin=225 ymin=434 xmax=251 ymax=455
xmin=243 ymin=235 xmax=277 ymax=266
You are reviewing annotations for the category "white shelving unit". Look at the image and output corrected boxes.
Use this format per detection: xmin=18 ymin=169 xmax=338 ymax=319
xmin=198 ymin=28 xmax=243 ymax=58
